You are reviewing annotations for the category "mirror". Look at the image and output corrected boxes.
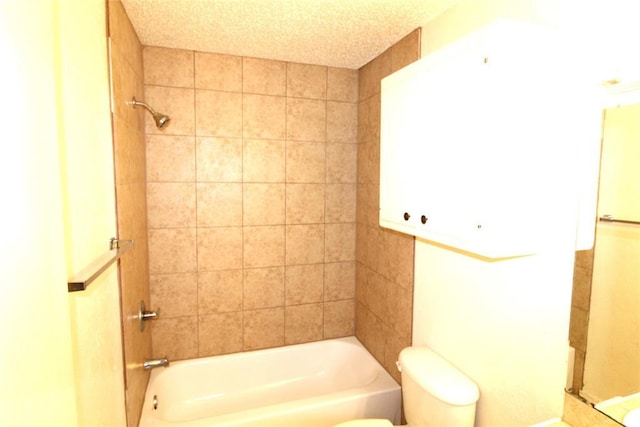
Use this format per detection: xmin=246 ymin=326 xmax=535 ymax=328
xmin=569 ymin=87 xmax=640 ymax=426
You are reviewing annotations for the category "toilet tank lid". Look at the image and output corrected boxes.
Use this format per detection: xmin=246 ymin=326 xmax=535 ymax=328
xmin=399 ymin=347 xmax=480 ymax=406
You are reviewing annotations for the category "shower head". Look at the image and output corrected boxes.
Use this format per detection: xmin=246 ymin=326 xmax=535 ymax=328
xmin=129 ymin=97 xmax=171 ymax=129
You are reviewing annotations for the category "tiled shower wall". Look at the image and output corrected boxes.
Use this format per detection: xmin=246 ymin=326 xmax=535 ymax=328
xmin=355 ymin=29 xmax=421 ymax=383
xmin=143 ymin=48 xmax=359 ymax=360
xmin=569 ymin=248 xmax=595 ymax=392
xmin=108 ymin=1 xmax=152 ymax=425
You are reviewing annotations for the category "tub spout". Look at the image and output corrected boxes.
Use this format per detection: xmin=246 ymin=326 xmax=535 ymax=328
xmin=143 ymin=357 xmax=169 ymax=370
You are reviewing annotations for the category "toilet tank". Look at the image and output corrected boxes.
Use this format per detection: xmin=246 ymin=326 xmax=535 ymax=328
xmin=399 ymin=347 xmax=479 ymax=427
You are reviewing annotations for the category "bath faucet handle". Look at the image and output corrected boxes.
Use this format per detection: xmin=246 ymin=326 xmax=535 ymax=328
xmin=139 ymin=300 xmax=160 ymax=331
xmin=141 ymin=308 xmax=159 ymax=320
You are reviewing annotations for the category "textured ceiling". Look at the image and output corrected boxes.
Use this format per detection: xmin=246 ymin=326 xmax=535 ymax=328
xmin=120 ymin=0 xmax=461 ymax=69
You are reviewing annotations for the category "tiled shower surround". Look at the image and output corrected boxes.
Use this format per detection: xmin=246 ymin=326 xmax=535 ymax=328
xmin=108 ymin=1 xmax=151 ymax=425
xmin=355 ymin=30 xmax=420 ymax=383
xmin=145 ymin=48 xmax=359 ymax=359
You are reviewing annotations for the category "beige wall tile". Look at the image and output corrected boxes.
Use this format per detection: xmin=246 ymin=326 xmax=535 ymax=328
xmin=285 ymin=141 xmax=325 ymax=183
xmin=243 ymin=307 xmax=285 ymax=350
xmin=383 ymin=332 xmax=411 ymax=384
xmin=285 ymin=264 xmax=324 ymax=305
xmin=151 ymin=316 xmax=198 ymax=360
xmin=198 ymin=312 xmax=243 ymax=357
xmin=117 ymin=191 xmax=148 ymax=253
xmin=243 ymin=57 xmax=286 ymax=96
xmin=324 ymin=299 xmax=355 ymax=338
xmin=242 ymin=94 xmax=286 ymax=140
xmin=286 ymin=98 xmax=326 ymax=142
xmin=112 ymin=11 xmax=149 ymax=426
xmin=109 ymin=1 xmax=143 ymax=79
xmin=147 ymin=182 xmax=196 ymax=229
xmin=195 ymin=52 xmax=242 ymax=92
xmin=149 ymin=272 xmax=197 ymax=318
xmin=326 ymin=183 xmax=356 ymax=223
xmin=243 ymin=267 xmax=285 ymax=310
xmin=285 ymin=303 xmax=323 ymax=345
xmin=355 ymin=262 xmax=369 ymax=303
xmin=572 ymin=265 xmax=592 ymax=311
xmin=197 ymin=227 xmax=243 ymax=271
xmin=366 ymin=227 xmax=386 ymax=272
xmin=198 ymin=269 xmax=243 ymax=314
xmin=197 ymin=183 xmax=242 ymax=227
xmin=365 ymin=270 xmax=391 ymax=321
xmin=113 ymin=116 xmax=145 ymax=185
xmin=146 ymin=135 xmax=195 ymax=182
xmin=355 ymin=301 xmax=368 ymax=341
xmin=391 ymin=29 xmax=421 ymax=73
xmin=243 ymin=139 xmax=285 ymax=182
xmin=355 ymin=31 xmax=420 ymax=376
xmin=285 ymin=183 xmax=325 ymax=224
xmin=195 ymin=89 xmax=243 ymax=137
xmin=391 ymin=285 xmax=413 ymax=338
xmin=243 ymin=183 xmax=285 ymax=226
xmin=357 ymin=95 xmax=381 ymax=146
xmin=575 ymin=248 xmax=594 ymax=269
xmin=144 ymin=85 xmax=194 ymax=136
xmin=327 ymin=102 xmax=358 ymax=143
xmin=364 ymin=308 xmax=387 ymax=363
xmin=112 ymin=48 xmax=143 ymax=127
xmin=148 ymin=228 xmax=197 ymax=274
xmin=286 ymin=63 xmax=327 ymax=99
xmin=569 ymin=306 xmax=589 ymax=350
xmin=243 ymin=225 xmax=285 ymax=268
xmin=324 ymin=261 xmax=355 ymax=301
xmin=327 ymin=67 xmax=358 ymax=103
xmin=286 ymin=224 xmax=324 ymax=265
xmin=326 ymin=143 xmax=357 ymax=183
xmin=143 ymin=46 xmax=194 ymax=88
xmin=359 ymin=48 xmax=391 ymax=102
xmin=325 ymin=223 xmax=356 ymax=262
xmin=563 ymin=393 xmax=621 ymax=427
xmin=383 ymin=230 xmax=414 ymax=289
xmin=144 ymin=50 xmax=359 ymax=359
xmin=196 ymin=137 xmax=242 ymax=182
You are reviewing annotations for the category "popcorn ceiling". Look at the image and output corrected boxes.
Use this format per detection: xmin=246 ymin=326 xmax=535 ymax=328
xmin=120 ymin=0 xmax=460 ymax=69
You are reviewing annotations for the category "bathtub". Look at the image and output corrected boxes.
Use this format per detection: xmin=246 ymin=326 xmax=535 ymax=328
xmin=139 ymin=336 xmax=401 ymax=427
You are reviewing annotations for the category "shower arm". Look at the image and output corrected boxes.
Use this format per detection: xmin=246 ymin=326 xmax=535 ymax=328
xmin=127 ymin=96 xmax=171 ymax=129
xmin=129 ymin=97 xmax=158 ymax=115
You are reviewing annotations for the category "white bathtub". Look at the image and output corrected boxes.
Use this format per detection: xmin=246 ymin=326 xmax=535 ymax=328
xmin=139 ymin=336 xmax=401 ymax=427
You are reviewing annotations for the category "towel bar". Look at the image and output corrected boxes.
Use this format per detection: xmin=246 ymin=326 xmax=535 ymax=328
xmin=67 ymin=238 xmax=133 ymax=292
xmin=599 ymin=215 xmax=640 ymax=226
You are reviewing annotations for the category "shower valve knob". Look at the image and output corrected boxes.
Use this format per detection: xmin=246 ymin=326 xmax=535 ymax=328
xmin=139 ymin=300 xmax=159 ymax=331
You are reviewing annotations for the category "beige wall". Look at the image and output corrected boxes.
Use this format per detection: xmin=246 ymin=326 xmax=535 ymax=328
xmin=143 ymin=48 xmax=359 ymax=359
xmin=58 ymin=0 xmax=127 ymax=425
xmin=0 ymin=1 xmax=79 ymax=425
xmin=355 ymin=29 xmax=420 ymax=383
xmin=108 ymin=1 xmax=153 ymax=425
xmin=1 ymin=0 xmax=127 ymax=426
xmin=415 ymin=0 xmax=639 ymax=425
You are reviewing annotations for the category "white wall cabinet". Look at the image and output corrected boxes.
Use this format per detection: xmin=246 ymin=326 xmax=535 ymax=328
xmin=380 ymin=20 xmax=601 ymax=258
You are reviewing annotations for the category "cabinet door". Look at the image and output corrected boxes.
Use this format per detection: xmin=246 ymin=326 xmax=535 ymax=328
xmin=380 ymin=21 xmax=597 ymax=257
xmin=380 ymin=65 xmax=423 ymax=233
xmin=413 ymin=51 xmax=485 ymax=243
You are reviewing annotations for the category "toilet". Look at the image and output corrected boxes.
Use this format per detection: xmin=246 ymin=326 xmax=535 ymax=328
xmin=335 ymin=346 xmax=480 ymax=427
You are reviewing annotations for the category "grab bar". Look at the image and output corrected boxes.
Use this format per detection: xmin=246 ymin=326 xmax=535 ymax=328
xmin=598 ymin=215 xmax=640 ymax=226
xmin=67 ymin=238 xmax=134 ymax=292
